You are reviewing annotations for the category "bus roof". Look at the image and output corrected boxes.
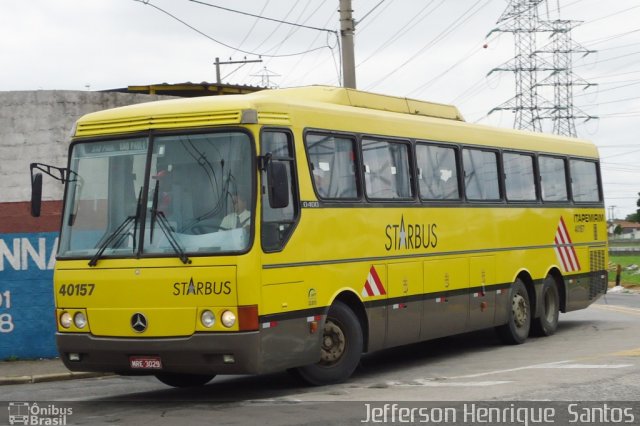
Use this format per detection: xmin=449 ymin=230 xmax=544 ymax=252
xmin=74 ymin=85 xmax=598 ymax=158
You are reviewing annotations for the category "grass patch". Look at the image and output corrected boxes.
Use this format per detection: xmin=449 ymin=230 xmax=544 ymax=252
xmin=609 ymin=254 xmax=640 ymax=286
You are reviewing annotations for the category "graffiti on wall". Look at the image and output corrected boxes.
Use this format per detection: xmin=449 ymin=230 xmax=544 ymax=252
xmin=0 ymin=232 xmax=58 ymax=359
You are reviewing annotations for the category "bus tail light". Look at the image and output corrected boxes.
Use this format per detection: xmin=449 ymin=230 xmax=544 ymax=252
xmin=237 ymin=305 xmax=259 ymax=331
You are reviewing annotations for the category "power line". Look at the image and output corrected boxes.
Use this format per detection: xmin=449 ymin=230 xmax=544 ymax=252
xmin=583 ymin=29 xmax=640 ymax=47
xmin=365 ymin=0 xmax=491 ymax=91
xmin=188 ymin=0 xmax=334 ymax=33
xmin=260 ymin=0 xmax=316 ymax=57
xmin=230 ymin=0 xmax=271 ymax=57
xmin=358 ymin=0 xmax=387 ymax=25
xmin=575 ymin=50 xmax=640 ymax=68
xmin=357 ymin=0 xmax=444 ymax=68
xmin=132 ymin=0 xmax=333 ymax=58
xmin=356 ymin=0 xmax=395 ymax=33
xmin=581 ymin=4 xmax=640 ymax=27
xmin=279 ymin=10 xmax=338 ymax=86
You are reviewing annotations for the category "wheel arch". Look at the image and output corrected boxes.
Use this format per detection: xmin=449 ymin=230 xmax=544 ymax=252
xmin=545 ymin=267 xmax=567 ymax=313
xmin=515 ymin=269 xmax=536 ymax=318
xmin=331 ymin=290 xmax=369 ymax=353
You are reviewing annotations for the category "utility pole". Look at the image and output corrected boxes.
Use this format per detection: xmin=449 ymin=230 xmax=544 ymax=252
xmin=214 ymin=57 xmax=263 ymax=85
xmin=339 ymin=0 xmax=356 ymax=88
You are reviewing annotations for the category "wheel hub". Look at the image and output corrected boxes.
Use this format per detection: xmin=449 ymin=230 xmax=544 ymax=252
xmin=512 ymin=294 xmax=528 ymax=328
xmin=320 ymin=320 xmax=346 ymax=365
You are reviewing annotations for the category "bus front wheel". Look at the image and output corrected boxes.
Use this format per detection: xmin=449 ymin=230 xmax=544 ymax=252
xmin=496 ymin=279 xmax=531 ymax=345
xmin=155 ymin=373 xmax=215 ymax=388
xmin=293 ymin=301 xmax=363 ymax=386
xmin=531 ymin=275 xmax=560 ymax=337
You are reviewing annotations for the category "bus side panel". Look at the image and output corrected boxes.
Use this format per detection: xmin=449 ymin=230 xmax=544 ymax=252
xmin=259 ymin=316 xmax=323 ymax=373
xmin=421 ymin=258 xmax=469 ymax=341
xmin=467 ymin=255 xmax=497 ymax=332
xmin=259 ymin=280 xmax=324 ymax=372
xmin=385 ymin=262 xmax=422 ymax=347
xmin=564 ymin=246 xmax=608 ymax=312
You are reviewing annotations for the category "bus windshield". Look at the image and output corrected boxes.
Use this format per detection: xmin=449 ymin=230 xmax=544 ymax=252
xmin=58 ymin=131 xmax=254 ymax=260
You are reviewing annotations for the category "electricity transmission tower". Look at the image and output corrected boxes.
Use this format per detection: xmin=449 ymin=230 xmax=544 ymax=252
xmin=535 ymin=18 xmax=597 ymax=136
xmin=487 ymin=0 xmax=596 ymax=136
xmin=488 ymin=0 xmax=551 ymax=132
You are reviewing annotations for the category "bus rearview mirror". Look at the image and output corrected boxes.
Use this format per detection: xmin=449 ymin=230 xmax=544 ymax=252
xmin=31 ymin=172 xmax=43 ymax=217
xmin=267 ymin=162 xmax=289 ymax=209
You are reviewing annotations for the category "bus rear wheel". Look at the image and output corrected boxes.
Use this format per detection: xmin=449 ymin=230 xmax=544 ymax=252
xmin=293 ymin=301 xmax=363 ymax=386
xmin=155 ymin=373 xmax=215 ymax=388
xmin=496 ymin=279 xmax=531 ymax=345
xmin=531 ymin=275 xmax=560 ymax=337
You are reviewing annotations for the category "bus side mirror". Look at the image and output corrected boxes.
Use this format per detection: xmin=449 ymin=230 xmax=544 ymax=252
xmin=267 ymin=162 xmax=289 ymax=209
xmin=31 ymin=172 xmax=43 ymax=217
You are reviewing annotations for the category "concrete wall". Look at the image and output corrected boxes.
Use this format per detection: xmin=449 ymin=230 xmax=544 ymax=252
xmin=0 ymin=90 xmax=172 ymax=359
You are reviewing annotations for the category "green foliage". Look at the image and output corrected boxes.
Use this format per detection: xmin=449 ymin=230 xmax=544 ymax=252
xmin=609 ymin=254 xmax=640 ymax=286
xmin=625 ymin=213 xmax=639 ymax=222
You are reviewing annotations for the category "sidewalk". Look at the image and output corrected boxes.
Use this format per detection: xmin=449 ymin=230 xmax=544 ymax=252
xmin=0 ymin=358 xmax=110 ymax=386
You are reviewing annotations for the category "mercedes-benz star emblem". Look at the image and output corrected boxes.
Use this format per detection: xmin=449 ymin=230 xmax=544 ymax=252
xmin=131 ymin=313 xmax=148 ymax=333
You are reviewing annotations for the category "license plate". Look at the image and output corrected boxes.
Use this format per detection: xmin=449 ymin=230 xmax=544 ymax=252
xmin=129 ymin=356 xmax=162 ymax=370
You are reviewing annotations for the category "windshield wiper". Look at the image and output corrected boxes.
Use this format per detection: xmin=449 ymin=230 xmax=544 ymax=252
xmin=150 ymin=180 xmax=191 ymax=265
xmin=88 ymin=216 xmax=136 ymax=267
xmin=88 ymin=187 xmax=143 ymax=267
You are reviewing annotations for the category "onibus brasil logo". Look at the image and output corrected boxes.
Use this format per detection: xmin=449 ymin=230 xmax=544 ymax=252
xmin=7 ymin=402 xmax=73 ymax=425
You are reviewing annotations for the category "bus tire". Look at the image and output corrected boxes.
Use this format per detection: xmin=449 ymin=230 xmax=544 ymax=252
xmin=294 ymin=301 xmax=363 ymax=386
xmin=496 ymin=279 xmax=531 ymax=345
xmin=155 ymin=373 xmax=215 ymax=388
xmin=531 ymin=275 xmax=560 ymax=337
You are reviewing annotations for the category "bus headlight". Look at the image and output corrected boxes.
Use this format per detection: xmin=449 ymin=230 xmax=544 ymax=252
xmin=201 ymin=310 xmax=215 ymax=328
xmin=73 ymin=312 xmax=87 ymax=329
xmin=221 ymin=310 xmax=236 ymax=328
xmin=60 ymin=312 xmax=72 ymax=329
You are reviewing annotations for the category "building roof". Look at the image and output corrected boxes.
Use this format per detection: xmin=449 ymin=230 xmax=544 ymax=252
xmin=104 ymin=82 xmax=265 ymax=97
xmin=611 ymin=220 xmax=640 ymax=229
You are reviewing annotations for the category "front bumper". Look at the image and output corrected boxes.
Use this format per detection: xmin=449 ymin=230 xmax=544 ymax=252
xmin=57 ymin=331 xmax=261 ymax=375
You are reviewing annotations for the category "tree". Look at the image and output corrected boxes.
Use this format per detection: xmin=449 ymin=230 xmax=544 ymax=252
xmin=614 ymin=224 xmax=623 ymax=236
xmin=625 ymin=213 xmax=640 ymax=222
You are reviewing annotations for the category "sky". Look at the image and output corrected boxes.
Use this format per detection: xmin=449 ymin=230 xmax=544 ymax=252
xmin=1 ymin=0 xmax=639 ymax=219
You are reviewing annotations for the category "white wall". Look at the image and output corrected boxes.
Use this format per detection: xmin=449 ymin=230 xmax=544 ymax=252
xmin=0 ymin=90 xmax=173 ymax=203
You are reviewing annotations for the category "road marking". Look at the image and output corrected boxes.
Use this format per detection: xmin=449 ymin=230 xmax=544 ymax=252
xmin=593 ymin=304 xmax=640 ymax=316
xmin=387 ymin=379 xmax=512 ymax=387
xmin=534 ymin=363 xmax=632 ymax=369
xmin=449 ymin=360 xmax=632 ymax=380
xmin=613 ymin=348 xmax=640 ymax=357
xmin=450 ymin=361 xmax=569 ymax=379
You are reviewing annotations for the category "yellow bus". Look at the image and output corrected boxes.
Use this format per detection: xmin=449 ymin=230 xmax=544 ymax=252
xmin=30 ymin=86 xmax=607 ymax=387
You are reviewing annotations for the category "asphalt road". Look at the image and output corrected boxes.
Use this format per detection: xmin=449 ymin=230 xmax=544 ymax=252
xmin=1 ymin=292 xmax=639 ymax=425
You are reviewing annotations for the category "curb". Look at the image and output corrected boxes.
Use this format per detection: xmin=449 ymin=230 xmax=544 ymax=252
xmin=0 ymin=372 xmax=112 ymax=386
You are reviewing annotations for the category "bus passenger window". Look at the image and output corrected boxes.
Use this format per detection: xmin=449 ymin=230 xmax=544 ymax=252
xmin=539 ymin=156 xmax=568 ymax=202
xmin=416 ymin=144 xmax=459 ymax=200
xmin=570 ymin=159 xmax=600 ymax=202
xmin=462 ymin=148 xmax=500 ymax=200
xmin=504 ymin=153 xmax=536 ymax=201
xmin=362 ymin=139 xmax=412 ymax=200
xmin=305 ymin=133 xmax=358 ymax=199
